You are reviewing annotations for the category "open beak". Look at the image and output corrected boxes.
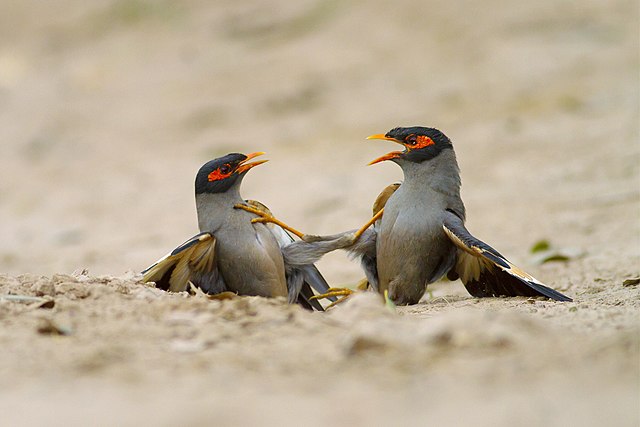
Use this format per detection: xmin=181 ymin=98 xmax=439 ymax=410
xmin=237 ymin=151 xmax=268 ymax=174
xmin=366 ymin=133 xmax=405 ymax=165
xmin=368 ymin=151 xmax=403 ymax=165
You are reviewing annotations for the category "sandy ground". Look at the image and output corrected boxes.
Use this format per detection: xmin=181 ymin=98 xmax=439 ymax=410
xmin=0 ymin=0 xmax=638 ymax=425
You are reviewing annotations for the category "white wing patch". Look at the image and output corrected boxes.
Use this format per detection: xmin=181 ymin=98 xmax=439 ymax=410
xmin=443 ymin=223 xmax=541 ymax=284
xmin=141 ymin=232 xmax=216 ymax=292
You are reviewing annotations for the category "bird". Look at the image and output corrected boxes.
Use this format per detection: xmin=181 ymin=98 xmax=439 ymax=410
xmin=141 ymin=152 xmax=336 ymax=311
xmin=273 ymin=127 xmax=572 ymax=306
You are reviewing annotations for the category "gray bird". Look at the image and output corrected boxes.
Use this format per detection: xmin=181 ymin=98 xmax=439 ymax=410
xmin=141 ymin=152 xmax=334 ymax=310
xmin=278 ymin=127 xmax=572 ymax=305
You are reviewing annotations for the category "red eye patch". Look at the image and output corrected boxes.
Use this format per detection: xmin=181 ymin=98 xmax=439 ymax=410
xmin=414 ymin=135 xmax=435 ymax=149
xmin=208 ymin=168 xmax=232 ymax=182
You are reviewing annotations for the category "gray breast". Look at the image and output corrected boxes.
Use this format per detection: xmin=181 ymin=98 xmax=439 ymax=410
xmin=213 ymin=210 xmax=288 ymax=298
xmin=376 ymin=186 xmax=456 ymax=305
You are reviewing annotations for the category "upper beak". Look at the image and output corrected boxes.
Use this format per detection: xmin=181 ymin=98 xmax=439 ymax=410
xmin=368 ymin=151 xmax=403 ymax=165
xmin=366 ymin=133 xmax=404 ymax=165
xmin=237 ymin=151 xmax=268 ymax=174
xmin=366 ymin=133 xmax=403 ymax=144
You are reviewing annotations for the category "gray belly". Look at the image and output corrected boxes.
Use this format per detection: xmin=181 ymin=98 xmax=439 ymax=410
xmin=215 ymin=222 xmax=287 ymax=298
xmin=377 ymin=205 xmax=455 ymax=305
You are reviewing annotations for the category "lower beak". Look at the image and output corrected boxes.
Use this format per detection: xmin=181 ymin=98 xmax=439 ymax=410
xmin=368 ymin=151 xmax=403 ymax=165
xmin=366 ymin=133 xmax=405 ymax=165
xmin=237 ymin=151 xmax=268 ymax=173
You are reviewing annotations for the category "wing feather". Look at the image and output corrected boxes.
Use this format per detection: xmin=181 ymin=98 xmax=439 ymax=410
xmin=442 ymin=210 xmax=572 ymax=301
xmin=141 ymin=232 xmax=218 ymax=293
xmin=355 ymin=182 xmax=401 ymax=291
xmin=372 ymin=183 xmax=401 ymax=216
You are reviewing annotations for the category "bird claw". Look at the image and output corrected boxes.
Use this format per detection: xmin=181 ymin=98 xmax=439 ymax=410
xmin=234 ymin=203 xmax=269 ymax=218
xmin=250 ymin=217 xmax=271 ymax=224
xmin=234 ymin=204 xmax=279 ymax=226
xmin=310 ymin=287 xmax=355 ymax=309
xmin=234 ymin=203 xmax=304 ymax=238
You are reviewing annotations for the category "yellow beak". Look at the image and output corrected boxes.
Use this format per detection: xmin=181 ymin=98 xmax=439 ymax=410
xmin=237 ymin=152 xmax=268 ymax=174
xmin=366 ymin=134 xmax=403 ymax=143
xmin=366 ymin=133 xmax=405 ymax=165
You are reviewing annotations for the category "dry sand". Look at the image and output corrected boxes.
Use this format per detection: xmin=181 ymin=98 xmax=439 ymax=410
xmin=0 ymin=0 xmax=638 ymax=425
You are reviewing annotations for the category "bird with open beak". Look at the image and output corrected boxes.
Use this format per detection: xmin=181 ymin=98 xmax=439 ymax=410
xmin=250 ymin=127 xmax=572 ymax=306
xmin=141 ymin=152 xmax=338 ymax=310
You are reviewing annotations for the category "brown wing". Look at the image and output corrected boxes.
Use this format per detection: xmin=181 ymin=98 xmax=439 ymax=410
xmin=355 ymin=182 xmax=401 ymax=291
xmin=442 ymin=210 xmax=572 ymax=301
xmin=141 ymin=232 xmax=218 ymax=292
xmin=245 ymin=199 xmax=273 ymax=215
xmin=372 ymin=183 xmax=401 ymax=216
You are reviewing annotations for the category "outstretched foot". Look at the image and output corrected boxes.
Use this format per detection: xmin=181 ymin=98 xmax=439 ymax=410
xmin=234 ymin=203 xmax=305 ymax=238
xmin=353 ymin=208 xmax=384 ymax=241
xmin=310 ymin=287 xmax=355 ymax=309
xmin=298 ymin=209 xmax=383 ymax=247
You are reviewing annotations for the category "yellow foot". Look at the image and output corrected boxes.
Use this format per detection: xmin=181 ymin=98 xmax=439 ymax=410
xmin=353 ymin=208 xmax=384 ymax=241
xmin=356 ymin=278 xmax=370 ymax=291
xmin=310 ymin=287 xmax=355 ymax=309
xmin=383 ymin=290 xmax=397 ymax=312
xmin=189 ymin=282 xmax=239 ymax=300
xmin=234 ymin=203 xmax=304 ymax=238
xmin=206 ymin=291 xmax=238 ymax=301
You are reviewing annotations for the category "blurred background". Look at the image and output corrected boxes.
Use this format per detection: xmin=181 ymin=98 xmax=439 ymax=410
xmin=0 ymin=0 xmax=637 ymax=285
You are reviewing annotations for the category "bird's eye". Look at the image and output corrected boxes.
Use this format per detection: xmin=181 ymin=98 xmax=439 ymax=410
xmin=220 ymin=164 xmax=231 ymax=174
xmin=406 ymin=135 xmax=417 ymax=146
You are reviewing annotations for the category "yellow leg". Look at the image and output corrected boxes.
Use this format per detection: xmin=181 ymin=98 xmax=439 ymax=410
xmin=310 ymin=287 xmax=355 ymax=309
xmin=206 ymin=291 xmax=238 ymax=301
xmin=353 ymin=209 xmax=384 ymax=241
xmin=189 ymin=282 xmax=239 ymax=300
xmin=356 ymin=278 xmax=370 ymax=291
xmin=383 ymin=290 xmax=397 ymax=312
xmin=234 ymin=203 xmax=305 ymax=238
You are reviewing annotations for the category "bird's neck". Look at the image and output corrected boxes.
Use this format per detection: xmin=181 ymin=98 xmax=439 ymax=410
xmin=195 ymin=188 xmax=243 ymax=232
xmin=401 ymin=149 xmax=464 ymax=212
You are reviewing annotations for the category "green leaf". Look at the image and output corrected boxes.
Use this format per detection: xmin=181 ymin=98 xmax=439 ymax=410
xmin=530 ymin=240 xmax=551 ymax=253
xmin=383 ymin=290 xmax=396 ymax=313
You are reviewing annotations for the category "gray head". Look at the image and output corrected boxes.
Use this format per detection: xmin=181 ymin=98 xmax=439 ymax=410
xmin=195 ymin=152 xmax=267 ymax=195
xmin=366 ymin=126 xmax=453 ymax=166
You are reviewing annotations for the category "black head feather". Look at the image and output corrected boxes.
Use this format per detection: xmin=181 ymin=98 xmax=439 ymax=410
xmin=386 ymin=126 xmax=453 ymax=163
xmin=195 ymin=153 xmax=248 ymax=195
